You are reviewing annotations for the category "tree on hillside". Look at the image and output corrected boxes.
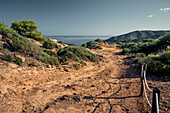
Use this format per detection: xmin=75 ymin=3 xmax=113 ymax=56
xmin=11 ymin=20 xmax=45 ymax=41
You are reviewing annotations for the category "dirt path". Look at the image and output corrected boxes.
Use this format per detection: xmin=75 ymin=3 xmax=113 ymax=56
xmin=0 ymin=44 xmax=168 ymax=113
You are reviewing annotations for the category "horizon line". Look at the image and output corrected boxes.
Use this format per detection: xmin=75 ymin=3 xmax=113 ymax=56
xmin=45 ymin=35 xmax=112 ymax=37
xmin=45 ymin=29 xmax=170 ymax=37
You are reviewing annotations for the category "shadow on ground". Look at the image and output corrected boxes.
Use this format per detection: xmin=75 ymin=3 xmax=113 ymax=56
xmin=83 ymin=79 xmax=142 ymax=113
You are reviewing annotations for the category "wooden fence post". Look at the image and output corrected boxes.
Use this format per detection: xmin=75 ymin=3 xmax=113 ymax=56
xmin=140 ymin=64 xmax=144 ymax=96
xmin=151 ymin=87 xmax=160 ymax=113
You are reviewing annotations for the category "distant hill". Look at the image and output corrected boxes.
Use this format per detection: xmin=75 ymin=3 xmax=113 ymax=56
xmin=105 ymin=30 xmax=170 ymax=42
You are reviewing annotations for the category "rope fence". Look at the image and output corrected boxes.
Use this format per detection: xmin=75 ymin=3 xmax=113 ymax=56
xmin=140 ymin=63 xmax=160 ymax=113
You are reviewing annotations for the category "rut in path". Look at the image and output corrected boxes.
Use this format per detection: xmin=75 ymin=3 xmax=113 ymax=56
xmin=0 ymin=45 xmax=149 ymax=113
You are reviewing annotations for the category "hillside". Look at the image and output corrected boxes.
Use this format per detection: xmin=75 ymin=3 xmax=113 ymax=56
xmin=105 ymin=30 xmax=170 ymax=42
xmin=0 ymin=42 xmax=169 ymax=113
xmin=119 ymin=33 xmax=170 ymax=77
xmin=0 ymin=20 xmax=98 ymax=69
xmin=0 ymin=20 xmax=169 ymax=113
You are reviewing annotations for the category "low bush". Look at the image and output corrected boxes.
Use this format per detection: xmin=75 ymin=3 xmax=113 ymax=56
xmin=58 ymin=41 xmax=63 ymax=44
xmin=25 ymin=31 xmax=45 ymax=41
xmin=122 ymin=48 xmax=130 ymax=54
xmin=81 ymin=41 xmax=102 ymax=50
xmin=55 ymin=44 xmax=58 ymax=48
xmin=0 ymin=42 xmax=3 ymax=49
xmin=43 ymin=40 xmax=55 ymax=49
xmin=158 ymin=51 xmax=170 ymax=64
xmin=47 ymin=56 xmax=59 ymax=65
xmin=141 ymin=51 xmax=170 ymax=76
xmin=2 ymin=53 xmax=13 ymax=62
xmin=43 ymin=49 xmax=57 ymax=57
xmin=12 ymin=36 xmax=41 ymax=56
xmin=14 ymin=57 xmax=23 ymax=66
xmin=73 ymin=64 xmax=79 ymax=70
xmin=57 ymin=46 xmax=98 ymax=62
xmin=135 ymin=53 xmax=146 ymax=58
xmin=167 ymin=46 xmax=170 ymax=50
xmin=38 ymin=56 xmax=59 ymax=65
xmin=148 ymin=60 xmax=170 ymax=76
xmin=119 ymin=33 xmax=170 ymax=77
xmin=28 ymin=61 xmax=37 ymax=67
xmin=2 ymin=54 xmax=23 ymax=66
xmin=81 ymin=43 xmax=87 ymax=48
xmin=68 ymin=44 xmax=75 ymax=46
xmin=95 ymin=38 xmax=105 ymax=43
xmin=80 ymin=60 xmax=87 ymax=66
xmin=0 ymin=22 xmax=21 ymax=38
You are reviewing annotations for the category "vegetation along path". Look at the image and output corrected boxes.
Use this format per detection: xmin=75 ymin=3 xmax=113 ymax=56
xmin=0 ymin=43 xmax=169 ymax=113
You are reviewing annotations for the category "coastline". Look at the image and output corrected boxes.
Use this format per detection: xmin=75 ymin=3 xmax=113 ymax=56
xmin=46 ymin=35 xmax=110 ymax=46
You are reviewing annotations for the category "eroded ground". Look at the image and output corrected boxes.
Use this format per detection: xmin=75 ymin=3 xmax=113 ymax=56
xmin=0 ymin=44 xmax=169 ymax=113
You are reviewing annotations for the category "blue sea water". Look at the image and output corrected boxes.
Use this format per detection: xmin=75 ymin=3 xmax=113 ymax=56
xmin=46 ymin=36 xmax=111 ymax=46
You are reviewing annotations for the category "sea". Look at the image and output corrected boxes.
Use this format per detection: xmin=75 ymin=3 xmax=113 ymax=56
xmin=46 ymin=36 xmax=111 ymax=46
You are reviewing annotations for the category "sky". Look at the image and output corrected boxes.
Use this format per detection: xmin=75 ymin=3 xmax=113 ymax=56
xmin=0 ymin=0 xmax=170 ymax=36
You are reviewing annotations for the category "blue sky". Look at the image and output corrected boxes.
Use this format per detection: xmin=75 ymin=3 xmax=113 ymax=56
xmin=0 ymin=0 xmax=170 ymax=36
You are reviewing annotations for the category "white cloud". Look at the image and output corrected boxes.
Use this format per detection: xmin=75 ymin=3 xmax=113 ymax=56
xmin=148 ymin=15 xmax=154 ymax=18
xmin=160 ymin=8 xmax=170 ymax=12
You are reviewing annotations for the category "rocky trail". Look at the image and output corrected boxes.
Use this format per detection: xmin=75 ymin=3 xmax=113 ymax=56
xmin=0 ymin=44 xmax=169 ymax=113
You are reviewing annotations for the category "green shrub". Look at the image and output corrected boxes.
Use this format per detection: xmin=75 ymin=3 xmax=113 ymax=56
xmin=0 ymin=42 xmax=3 ymax=49
xmin=25 ymin=31 xmax=46 ymax=41
xmin=80 ymin=60 xmax=87 ymax=66
xmin=158 ymin=52 xmax=170 ymax=64
xmin=73 ymin=64 xmax=79 ymax=70
xmin=75 ymin=57 xmax=80 ymax=62
xmin=38 ymin=55 xmax=59 ymax=65
xmin=62 ymin=62 xmax=69 ymax=65
xmin=95 ymin=46 xmax=102 ymax=49
xmin=118 ymin=33 xmax=170 ymax=77
xmin=47 ymin=56 xmax=59 ymax=65
xmin=143 ymin=38 xmax=154 ymax=43
xmin=37 ymin=56 xmax=48 ymax=64
xmin=95 ymin=38 xmax=105 ymax=43
xmin=135 ymin=53 xmax=146 ymax=58
xmin=148 ymin=61 xmax=164 ymax=73
xmin=12 ymin=36 xmax=41 ymax=56
xmin=43 ymin=49 xmax=57 ymax=56
xmin=119 ymin=33 xmax=170 ymax=55
xmin=122 ymin=48 xmax=130 ymax=54
xmin=81 ymin=43 xmax=87 ymax=48
xmin=11 ymin=20 xmax=37 ymax=33
xmin=2 ymin=54 xmax=13 ymax=62
xmin=14 ymin=57 xmax=23 ymax=66
xmin=55 ymin=44 xmax=58 ymax=48
xmin=148 ymin=60 xmax=170 ymax=76
xmin=167 ymin=46 xmax=170 ymax=50
xmin=145 ymin=51 xmax=170 ymax=76
xmin=57 ymin=46 xmax=98 ymax=62
xmin=81 ymin=41 xmax=102 ymax=49
xmin=28 ymin=61 xmax=37 ymax=67
xmin=11 ymin=20 xmax=45 ymax=41
xmin=0 ymin=22 xmax=21 ymax=38
xmin=68 ymin=44 xmax=75 ymax=46
xmin=43 ymin=40 xmax=55 ymax=49
xmin=58 ymin=41 xmax=63 ymax=44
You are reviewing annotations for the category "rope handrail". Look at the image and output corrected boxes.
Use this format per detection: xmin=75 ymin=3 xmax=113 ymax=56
xmin=141 ymin=63 xmax=160 ymax=113
xmin=143 ymin=70 xmax=153 ymax=92
xmin=143 ymin=80 xmax=152 ymax=108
